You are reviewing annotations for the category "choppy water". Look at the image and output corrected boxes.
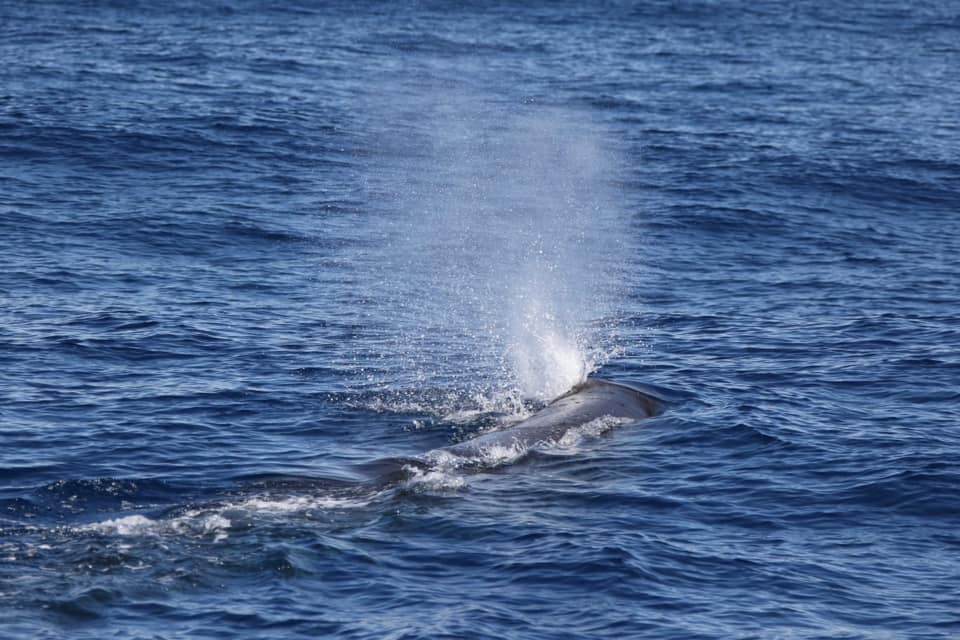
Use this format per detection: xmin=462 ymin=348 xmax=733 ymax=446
xmin=2 ymin=1 xmax=959 ymax=638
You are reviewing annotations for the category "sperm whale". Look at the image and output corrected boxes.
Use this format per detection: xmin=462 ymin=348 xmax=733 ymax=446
xmin=437 ymin=378 xmax=662 ymax=460
xmin=360 ymin=378 xmax=663 ymax=482
xmin=128 ymin=379 xmax=663 ymax=529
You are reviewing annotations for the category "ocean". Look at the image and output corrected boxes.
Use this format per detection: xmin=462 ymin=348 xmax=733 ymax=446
xmin=1 ymin=1 xmax=958 ymax=638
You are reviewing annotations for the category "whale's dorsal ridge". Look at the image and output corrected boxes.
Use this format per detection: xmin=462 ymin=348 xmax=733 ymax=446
xmin=437 ymin=377 xmax=662 ymax=461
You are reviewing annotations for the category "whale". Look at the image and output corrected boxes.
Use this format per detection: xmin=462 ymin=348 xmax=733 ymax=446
xmin=360 ymin=378 xmax=664 ymax=482
xmin=119 ymin=379 xmax=664 ymax=528
xmin=437 ymin=378 xmax=662 ymax=460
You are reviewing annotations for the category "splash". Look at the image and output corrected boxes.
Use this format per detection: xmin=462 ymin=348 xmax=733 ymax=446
xmin=75 ymin=494 xmax=372 ymax=541
xmin=356 ymin=94 xmax=627 ymax=410
xmin=505 ymin=282 xmax=591 ymax=401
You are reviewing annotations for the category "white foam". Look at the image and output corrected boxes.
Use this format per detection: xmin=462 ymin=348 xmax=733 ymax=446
xmin=423 ymin=438 xmax=528 ymax=470
xmin=77 ymin=492 xmax=369 ymax=542
xmin=421 ymin=449 xmax=462 ymax=469
xmin=402 ymin=468 xmax=467 ymax=491
xmin=477 ymin=441 xmax=528 ymax=466
xmin=555 ymin=415 xmax=633 ymax=449
xmin=228 ymin=494 xmax=369 ymax=514
xmin=417 ymin=414 xmax=632 ymax=473
xmin=169 ymin=511 xmax=232 ymax=542
xmin=82 ymin=514 xmax=163 ymax=536
xmin=80 ymin=511 xmax=232 ymax=541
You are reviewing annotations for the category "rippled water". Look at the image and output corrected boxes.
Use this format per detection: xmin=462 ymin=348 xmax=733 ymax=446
xmin=2 ymin=1 xmax=959 ymax=638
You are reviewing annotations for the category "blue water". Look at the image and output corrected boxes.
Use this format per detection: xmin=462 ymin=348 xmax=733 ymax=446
xmin=2 ymin=1 xmax=959 ymax=638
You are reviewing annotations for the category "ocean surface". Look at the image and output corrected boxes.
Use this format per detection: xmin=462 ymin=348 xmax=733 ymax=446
xmin=2 ymin=1 xmax=959 ymax=638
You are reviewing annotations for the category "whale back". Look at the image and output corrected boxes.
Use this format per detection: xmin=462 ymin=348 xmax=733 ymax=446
xmin=440 ymin=378 xmax=662 ymax=459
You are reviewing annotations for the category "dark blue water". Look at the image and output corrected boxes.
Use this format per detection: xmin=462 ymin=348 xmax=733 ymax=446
xmin=2 ymin=1 xmax=959 ymax=638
